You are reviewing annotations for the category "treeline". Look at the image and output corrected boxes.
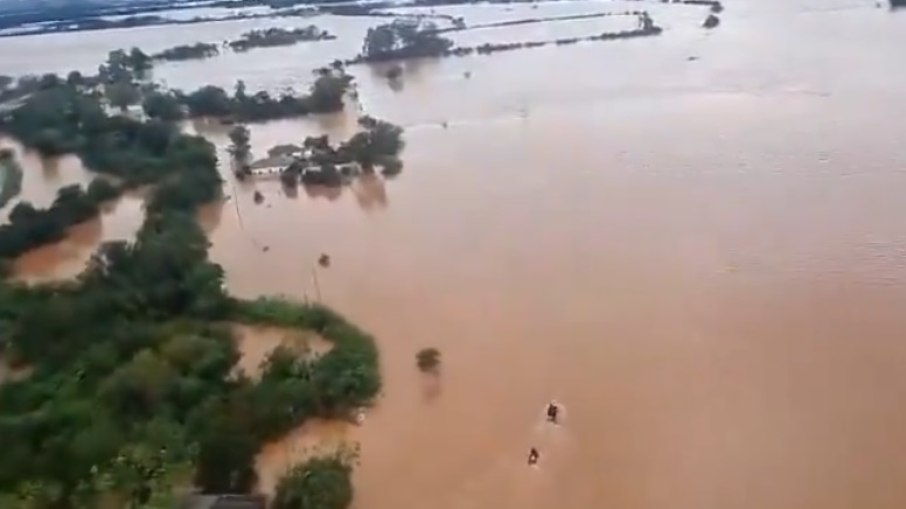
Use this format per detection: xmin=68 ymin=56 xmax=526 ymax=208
xmin=176 ymin=68 xmax=352 ymax=121
xmin=229 ymin=26 xmax=335 ymax=52
xmin=0 ymin=181 xmax=117 ymax=265
xmin=1 ymin=53 xmax=353 ymax=125
xmin=153 ymin=42 xmax=221 ymax=62
xmin=348 ymin=15 xmax=662 ymax=64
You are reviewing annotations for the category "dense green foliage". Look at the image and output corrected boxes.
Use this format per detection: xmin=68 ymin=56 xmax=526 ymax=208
xmin=0 ymin=149 xmax=23 ymax=209
xmin=272 ymin=456 xmax=353 ymax=509
xmin=180 ymin=68 xmax=351 ymax=121
xmin=340 ymin=116 xmax=405 ymax=169
xmin=0 ymin=185 xmax=109 ymax=259
xmin=0 ymin=205 xmax=380 ymax=508
xmin=275 ymin=117 xmax=404 ymax=187
xmin=228 ymin=125 xmax=252 ymax=161
xmin=152 ymin=43 xmax=220 ymax=62
xmin=142 ymin=91 xmax=186 ymax=122
xmin=359 ymin=19 xmax=454 ymax=61
xmin=0 ymin=40 xmax=382 ymax=508
xmin=228 ymin=26 xmax=334 ymax=52
xmin=0 ymin=81 xmax=219 ymax=261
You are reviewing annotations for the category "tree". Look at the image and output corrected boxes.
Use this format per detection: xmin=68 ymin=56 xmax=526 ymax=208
xmin=228 ymin=125 xmax=251 ymax=161
xmin=128 ymin=47 xmax=153 ymax=73
xmin=307 ymin=69 xmax=352 ymax=113
xmin=142 ymin=92 xmax=185 ymax=121
xmin=272 ymin=456 xmax=353 ymax=509
xmin=339 ymin=116 xmax=404 ymax=168
xmin=360 ymin=19 xmax=453 ymax=61
xmin=105 ymin=80 xmax=140 ymax=111
xmin=416 ymin=347 xmax=440 ymax=373
xmin=66 ymin=71 xmax=85 ymax=87
xmin=183 ymin=86 xmax=232 ymax=117
xmin=87 ymin=178 xmax=120 ymax=203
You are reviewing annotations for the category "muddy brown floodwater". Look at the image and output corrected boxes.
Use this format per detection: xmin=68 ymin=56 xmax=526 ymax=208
xmin=4 ymin=0 xmax=906 ymax=507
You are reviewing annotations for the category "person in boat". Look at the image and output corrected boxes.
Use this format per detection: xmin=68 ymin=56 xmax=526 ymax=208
xmin=528 ymin=447 xmax=540 ymax=465
xmin=546 ymin=401 xmax=559 ymax=423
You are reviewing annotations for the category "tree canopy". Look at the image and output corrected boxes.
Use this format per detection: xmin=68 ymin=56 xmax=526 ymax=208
xmin=360 ymin=19 xmax=454 ymax=61
xmin=272 ymin=456 xmax=353 ymax=509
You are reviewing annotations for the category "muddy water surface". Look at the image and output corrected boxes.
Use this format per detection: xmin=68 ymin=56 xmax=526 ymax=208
xmin=5 ymin=0 xmax=906 ymax=508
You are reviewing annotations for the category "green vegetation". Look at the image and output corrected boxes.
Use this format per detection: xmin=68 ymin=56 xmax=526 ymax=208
xmin=348 ymin=13 xmax=663 ymax=65
xmin=142 ymin=91 xmax=186 ymax=122
xmin=0 ymin=184 xmax=112 ymax=259
xmin=0 ymin=207 xmax=381 ymax=506
xmin=273 ymin=455 xmax=353 ymax=509
xmin=228 ymin=26 xmax=335 ymax=52
xmin=341 ymin=116 xmax=405 ymax=171
xmin=0 ymin=149 xmax=23 ymax=209
xmin=100 ymin=48 xmax=152 ymax=82
xmin=416 ymin=348 xmax=441 ymax=373
xmin=180 ymin=68 xmax=352 ymax=122
xmin=359 ymin=19 xmax=454 ymax=62
xmin=229 ymin=125 xmax=252 ymax=161
xmin=274 ymin=116 xmax=405 ymax=187
xmin=0 ymin=81 xmax=218 ymax=261
xmin=0 ymin=79 xmax=381 ymax=508
xmin=153 ymin=43 xmax=220 ymax=62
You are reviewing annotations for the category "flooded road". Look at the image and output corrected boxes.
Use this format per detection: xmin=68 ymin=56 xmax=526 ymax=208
xmin=5 ymin=0 xmax=906 ymax=507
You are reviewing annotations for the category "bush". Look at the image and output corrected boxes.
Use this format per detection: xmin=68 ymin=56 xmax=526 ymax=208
xmin=273 ymin=456 xmax=353 ymax=509
xmin=416 ymin=347 xmax=440 ymax=372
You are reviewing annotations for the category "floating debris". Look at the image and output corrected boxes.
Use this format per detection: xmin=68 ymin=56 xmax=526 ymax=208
xmin=253 ymin=190 xmax=264 ymax=204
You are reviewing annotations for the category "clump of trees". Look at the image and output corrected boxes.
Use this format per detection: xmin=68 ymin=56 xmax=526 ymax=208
xmin=275 ymin=117 xmax=405 ymax=188
xmin=0 ymin=152 xmax=380 ymax=508
xmin=228 ymin=26 xmax=335 ymax=52
xmin=153 ymin=42 xmax=220 ymax=61
xmin=142 ymin=91 xmax=186 ymax=121
xmin=273 ymin=455 xmax=354 ymax=509
xmin=358 ymin=19 xmax=454 ymax=62
xmin=180 ymin=69 xmax=352 ymax=122
xmin=340 ymin=116 xmax=405 ymax=174
xmin=0 ymin=184 xmax=113 ymax=259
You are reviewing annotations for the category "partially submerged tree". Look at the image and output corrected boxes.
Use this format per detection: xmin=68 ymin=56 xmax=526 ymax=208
xmin=228 ymin=125 xmax=252 ymax=161
xmin=416 ymin=347 xmax=441 ymax=373
xmin=360 ymin=19 xmax=454 ymax=61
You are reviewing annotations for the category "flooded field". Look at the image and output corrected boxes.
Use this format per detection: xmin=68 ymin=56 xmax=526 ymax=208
xmin=3 ymin=0 xmax=906 ymax=507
